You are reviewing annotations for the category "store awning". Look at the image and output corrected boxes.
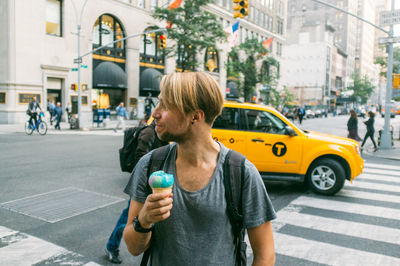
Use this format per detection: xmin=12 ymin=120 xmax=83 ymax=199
xmin=140 ymin=68 xmax=163 ymax=92
xmin=93 ymin=61 xmax=127 ymax=89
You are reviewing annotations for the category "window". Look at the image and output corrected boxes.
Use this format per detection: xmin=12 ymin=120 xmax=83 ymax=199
xmin=277 ymin=19 xmax=283 ymax=35
xmin=46 ymin=0 xmax=62 ymax=36
xmin=213 ymin=108 xmax=241 ymax=130
xmin=245 ymin=109 xmax=287 ymax=134
xmin=137 ymin=0 xmax=145 ymax=8
xmin=204 ymin=47 xmax=219 ymax=73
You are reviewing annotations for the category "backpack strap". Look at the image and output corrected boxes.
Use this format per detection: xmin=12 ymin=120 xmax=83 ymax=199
xmin=223 ymin=149 xmax=246 ymax=266
xmin=140 ymin=144 xmax=171 ymax=266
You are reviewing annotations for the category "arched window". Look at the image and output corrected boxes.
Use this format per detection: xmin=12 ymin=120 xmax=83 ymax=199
xmin=176 ymin=43 xmax=195 ymax=72
xmin=204 ymin=47 xmax=219 ymax=73
xmin=140 ymin=27 xmax=165 ymax=66
xmin=92 ymin=14 xmax=125 ymax=59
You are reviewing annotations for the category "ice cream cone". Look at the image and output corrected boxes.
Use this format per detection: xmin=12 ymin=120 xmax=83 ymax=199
xmin=152 ymin=186 xmax=173 ymax=194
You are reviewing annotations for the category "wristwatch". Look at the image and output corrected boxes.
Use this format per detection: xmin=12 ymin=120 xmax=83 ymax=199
xmin=133 ymin=216 xmax=154 ymax=233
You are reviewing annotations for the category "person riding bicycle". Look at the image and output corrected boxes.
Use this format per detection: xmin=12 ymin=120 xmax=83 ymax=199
xmin=27 ymin=96 xmax=42 ymax=128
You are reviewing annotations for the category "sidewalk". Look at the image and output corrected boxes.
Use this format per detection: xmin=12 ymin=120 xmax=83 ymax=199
xmin=0 ymin=119 xmax=141 ymax=135
xmin=362 ymin=139 xmax=400 ymax=161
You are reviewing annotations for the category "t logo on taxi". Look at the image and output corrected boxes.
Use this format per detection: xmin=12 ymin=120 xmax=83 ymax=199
xmin=272 ymin=142 xmax=287 ymax=157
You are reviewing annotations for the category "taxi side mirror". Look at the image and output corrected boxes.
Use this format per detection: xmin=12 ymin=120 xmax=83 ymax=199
xmin=285 ymin=126 xmax=296 ymax=137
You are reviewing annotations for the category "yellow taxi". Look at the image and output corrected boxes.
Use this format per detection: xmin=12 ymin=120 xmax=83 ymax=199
xmin=212 ymin=101 xmax=364 ymax=195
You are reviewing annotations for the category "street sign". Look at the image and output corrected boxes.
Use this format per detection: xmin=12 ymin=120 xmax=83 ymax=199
xmin=380 ymin=9 xmax=400 ymax=26
xmin=71 ymin=68 xmax=78 ymax=71
xmin=378 ymin=36 xmax=400 ymax=44
xmin=73 ymin=58 xmax=82 ymax=64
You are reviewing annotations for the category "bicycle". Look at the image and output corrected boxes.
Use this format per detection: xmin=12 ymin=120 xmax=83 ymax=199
xmin=25 ymin=111 xmax=47 ymax=135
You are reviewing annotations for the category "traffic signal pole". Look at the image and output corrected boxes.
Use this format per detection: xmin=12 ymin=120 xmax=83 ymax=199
xmin=310 ymin=0 xmax=394 ymax=149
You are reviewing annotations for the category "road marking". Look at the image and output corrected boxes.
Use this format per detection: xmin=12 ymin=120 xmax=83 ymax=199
xmin=291 ymin=196 xmax=400 ymax=221
xmin=0 ymin=226 xmax=17 ymax=238
xmin=364 ymin=163 xmax=400 ymax=171
xmin=275 ymin=210 xmax=400 ymax=245
xmin=363 ymin=168 xmax=400 ymax=177
xmin=339 ymin=188 xmax=400 ymax=204
xmin=275 ymin=233 xmax=400 ymax=266
xmin=358 ymin=173 xmax=400 ymax=183
xmin=0 ymin=226 xmax=99 ymax=266
xmin=351 ymin=180 xmax=400 ymax=193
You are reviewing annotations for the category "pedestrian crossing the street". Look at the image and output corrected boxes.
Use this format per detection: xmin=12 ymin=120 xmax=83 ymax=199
xmin=0 ymin=226 xmax=101 ymax=266
xmin=272 ymin=162 xmax=400 ymax=266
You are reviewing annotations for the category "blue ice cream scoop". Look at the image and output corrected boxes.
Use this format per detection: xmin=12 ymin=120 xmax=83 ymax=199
xmin=149 ymin=171 xmax=174 ymax=189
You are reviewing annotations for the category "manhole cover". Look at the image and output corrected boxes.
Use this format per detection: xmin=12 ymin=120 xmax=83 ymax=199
xmin=0 ymin=187 xmax=124 ymax=223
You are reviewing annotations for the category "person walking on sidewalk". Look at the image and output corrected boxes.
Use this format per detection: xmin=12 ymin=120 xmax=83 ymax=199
xmin=361 ymin=111 xmax=378 ymax=152
xmin=347 ymin=109 xmax=362 ymax=141
xmin=297 ymin=106 xmax=305 ymax=124
xmin=54 ymin=102 xmax=63 ymax=130
xmin=105 ymin=120 xmax=168 ymax=264
xmin=144 ymin=93 xmax=155 ymax=122
xmin=114 ymin=102 xmax=129 ymax=133
xmin=48 ymin=101 xmax=55 ymax=125
xmin=123 ymin=72 xmax=276 ymax=266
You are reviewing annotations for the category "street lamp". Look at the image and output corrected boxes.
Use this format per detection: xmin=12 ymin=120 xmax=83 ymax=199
xmin=72 ymin=0 xmax=88 ymax=129
xmin=310 ymin=0 xmax=394 ymax=149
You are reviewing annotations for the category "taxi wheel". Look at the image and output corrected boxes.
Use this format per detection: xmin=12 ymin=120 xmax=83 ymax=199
xmin=307 ymin=158 xmax=345 ymax=195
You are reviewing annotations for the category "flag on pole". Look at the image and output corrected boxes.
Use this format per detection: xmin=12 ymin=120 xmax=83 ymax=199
xmin=263 ymin=37 xmax=273 ymax=51
xmin=168 ymin=0 xmax=182 ymax=9
xmin=225 ymin=21 xmax=240 ymax=52
xmin=166 ymin=0 xmax=183 ymax=28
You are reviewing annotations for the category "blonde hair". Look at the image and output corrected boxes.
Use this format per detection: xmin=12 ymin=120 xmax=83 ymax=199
xmin=159 ymin=72 xmax=224 ymax=124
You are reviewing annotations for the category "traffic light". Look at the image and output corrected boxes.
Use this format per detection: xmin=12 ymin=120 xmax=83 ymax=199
xmin=71 ymin=83 xmax=77 ymax=91
xmin=233 ymin=0 xmax=248 ymax=19
xmin=81 ymin=83 xmax=88 ymax=91
xmin=159 ymin=34 xmax=167 ymax=49
xmin=393 ymin=74 xmax=400 ymax=88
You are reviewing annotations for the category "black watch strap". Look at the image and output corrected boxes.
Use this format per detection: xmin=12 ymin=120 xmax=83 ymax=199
xmin=133 ymin=216 xmax=154 ymax=233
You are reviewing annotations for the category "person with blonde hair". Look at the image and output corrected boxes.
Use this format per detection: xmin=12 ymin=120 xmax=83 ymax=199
xmin=123 ymin=72 xmax=276 ymax=265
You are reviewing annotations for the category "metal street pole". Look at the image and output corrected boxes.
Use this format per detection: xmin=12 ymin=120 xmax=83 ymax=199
xmin=380 ymin=0 xmax=395 ymax=149
xmin=72 ymin=0 xmax=88 ymax=129
xmin=310 ymin=0 xmax=393 ymax=149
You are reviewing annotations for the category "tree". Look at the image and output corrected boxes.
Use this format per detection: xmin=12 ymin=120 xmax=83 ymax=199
xmin=374 ymin=46 xmax=400 ymax=77
xmin=227 ymin=38 xmax=281 ymax=102
xmin=347 ymin=71 xmax=375 ymax=104
xmin=153 ymin=0 xmax=226 ymax=72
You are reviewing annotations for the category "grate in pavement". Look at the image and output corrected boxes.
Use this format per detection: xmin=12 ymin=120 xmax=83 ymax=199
xmin=0 ymin=187 xmax=124 ymax=223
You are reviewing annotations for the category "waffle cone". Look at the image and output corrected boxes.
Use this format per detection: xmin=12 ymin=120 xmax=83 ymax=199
xmin=152 ymin=187 xmax=172 ymax=194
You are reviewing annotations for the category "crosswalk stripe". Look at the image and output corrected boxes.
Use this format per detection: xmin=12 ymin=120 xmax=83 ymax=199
xmin=363 ymin=168 xmax=400 ymax=177
xmin=291 ymin=196 xmax=400 ymax=221
xmin=275 ymin=233 xmax=400 ymax=266
xmin=0 ymin=226 xmax=99 ymax=266
xmin=275 ymin=210 xmax=400 ymax=245
xmin=339 ymin=188 xmax=400 ymax=204
xmin=364 ymin=162 xmax=400 ymax=171
xmin=352 ymin=180 xmax=400 ymax=193
xmin=0 ymin=235 xmax=65 ymax=266
xmin=0 ymin=226 xmax=17 ymax=238
xmin=358 ymin=173 xmax=400 ymax=183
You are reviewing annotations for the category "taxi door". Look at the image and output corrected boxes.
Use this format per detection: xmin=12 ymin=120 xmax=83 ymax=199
xmin=244 ymin=109 xmax=303 ymax=174
xmin=211 ymin=107 xmax=246 ymax=155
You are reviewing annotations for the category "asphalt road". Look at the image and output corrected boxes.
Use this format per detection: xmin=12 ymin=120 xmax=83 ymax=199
xmin=1 ymin=114 xmax=399 ymax=265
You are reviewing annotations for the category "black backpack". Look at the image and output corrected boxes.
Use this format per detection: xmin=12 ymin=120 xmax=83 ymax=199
xmin=141 ymin=145 xmax=247 ymax=266
xmin=119 ymin=125 xmax=148 ymax=173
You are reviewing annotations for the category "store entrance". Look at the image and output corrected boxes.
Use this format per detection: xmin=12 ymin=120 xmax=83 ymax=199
xmin=47 ymin=89 xmax=62 ymax=106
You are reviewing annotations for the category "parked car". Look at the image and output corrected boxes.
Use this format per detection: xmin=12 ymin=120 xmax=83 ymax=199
xmin=305 ymin=109 xmax=315 ymax=118
xmin=212 ymin=101 xmax=364 ymax=195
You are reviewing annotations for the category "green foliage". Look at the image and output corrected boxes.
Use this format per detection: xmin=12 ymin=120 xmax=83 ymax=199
xmin=226 ymin=38 xmax=280 ymax=102
xmin=152 ymin=0 xmax=226 ymax=71
xmin=374 ymin=46 xmax=400 ymax=77
xmin=347 ymin=71 xmax=375 ymax=104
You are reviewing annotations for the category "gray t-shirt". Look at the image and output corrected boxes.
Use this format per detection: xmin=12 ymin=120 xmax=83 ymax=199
xmin=124 ymin=142 xmax=276 ymax=266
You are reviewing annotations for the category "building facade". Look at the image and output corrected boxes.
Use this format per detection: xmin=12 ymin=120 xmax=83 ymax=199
xmin=0 ymin=0 xmax=287 ymax=124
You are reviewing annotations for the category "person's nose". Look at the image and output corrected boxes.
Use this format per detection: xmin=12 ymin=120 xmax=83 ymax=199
xmin=152 ymin=103 xmax=161 ymax=119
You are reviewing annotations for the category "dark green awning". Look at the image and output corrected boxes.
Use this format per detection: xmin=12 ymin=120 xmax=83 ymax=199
xmin=93 ymin=61 xmax=127 ymax=89
xmin=140 ymin=68 xmax=163 ymax=92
